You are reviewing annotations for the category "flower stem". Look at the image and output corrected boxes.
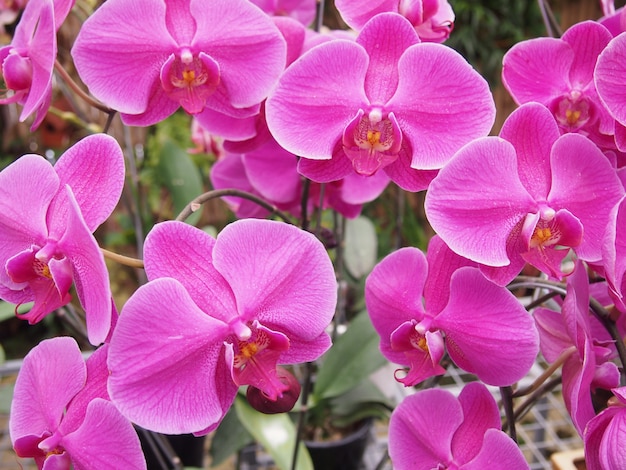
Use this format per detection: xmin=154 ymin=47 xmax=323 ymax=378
xmin=175 ymin=188 xmax=294 ymax=225
xmin=513 ymin=346 xmax=576 ymax=398
xmin=54 ymin=60 xmax=114 ymax=115
xmin=101 ymin=248 xmax=144 ymax=269
xmin=500 ymin=386 xmax=517 ymax=443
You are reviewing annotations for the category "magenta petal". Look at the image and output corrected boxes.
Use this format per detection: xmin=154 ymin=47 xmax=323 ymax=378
xmin=460 ymin=429 xmax=529 ymax=470
xmin=533 ymin=307 xmax=573 ymax=363
xmin=585 ymin=405 xmax=620 ymax=470
xmin=144 ymin=221 xmax=238 ymax=323
xmin=0 ymin=155 xmax=58 ymax=292
xmin=563 ymin=21 xmax=612 ymax=86
xmin=434 ymin=267 xmax=539 ymax=386
xmin=52 ymin=134 xmax=125 ymax=232
xmin=243 ymin=138 xmax=301 ymax=204
xmin=357 ymin=13 xmax=420 ymax=104
xmin=108 ymin=278 xmax=235 ymax=434
xmin=119 ymin=82 xmax=180 ymax=126
xmin=335 ymin=0 xmax=398 ymax=30
xmin=599 ymin=405 xmax=626 ymax=469
xmin=190 ymin=0 xmax=285 ymax=108
xmin=388 ymin=388 xmax=460 ymax=469
xmin=57 ymin=187 xmax=112 ymax=346
xmin=266 ymin=40 xmax=369 ymax=159
xmin=502 ymin=37 xmax=572 ymax=105
xmin=19 ymin=0 xmax=55 ymax=123
xmin=365 ymin=247 xmax=428 ymax=362
xmin=425 ymin=137 xmax=536 ymax=266
xmin=452 ymin=383 xmax=501 ymax=464
xmin=340 ymin=170 xmax=390 ymax=205
xmin=383 ymin=144 xmax=438 ymax=192
xmin=10 ymin=337 xmax=85 ymax=451
xmin=499 ymin=103 xmax=558 ymax=199
xmin=423 ymin=235 xmax=477 ymax=315
xmin=212 ymin=219 xmax=336 ymax=340
xmin=71 ymin=0 xmax=176 ymax=114
xmin=297 ymin=149 xmax=354 ymax=183
xmin=387 ymin=43 xmax=495 ymax=170
xmin=596 ymin=32 xmax=626 ymax=126
xmin=548 ymin=133 xmax=625 ymax=262
xmin=62 ymin=399 xmax=146 ymax=470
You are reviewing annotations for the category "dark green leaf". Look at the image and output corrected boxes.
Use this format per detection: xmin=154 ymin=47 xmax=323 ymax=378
xmin=313 ymin=310 xmax=387 ymax=400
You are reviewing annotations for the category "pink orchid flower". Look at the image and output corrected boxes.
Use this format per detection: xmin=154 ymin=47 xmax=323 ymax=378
xmin=533 ymin=260 xmax=619 ymax=436
xmin=425 ymin=102 xmax=625 ymax=285
xmin=71 ymin=0 xmax=286 ymax=130
xmin=388 ymin=382 xmax=529 ymax=470
xmin=266 ymin=12 xmax=494 ymax=197
xmin=107 ymin=219 xmax=337 ymax=435
xmin=0 ymin=134 xmax=124 ymax=345
xmin=335 ymin=0 xmax=455 ymax=43
xmin=365 ymin=236 xmax=539 ymax=387
xmin=0 ymin=0 xmax=74 ymax=130
xmin=502 ymin=21 xmax=616 ymax=150
xmin=10 ymin=337 xmax=145 ymax=470
xmin=585 ymin=386 xmax=626 ymax=470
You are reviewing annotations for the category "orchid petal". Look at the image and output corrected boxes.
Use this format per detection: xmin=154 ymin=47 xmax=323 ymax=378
xmin=72 ymin=0 xmax=176 ymax=114
xmin=266 ymin=39 xmax=369 ymax=159
xmin=51 ymin=134 xmax=125 ymax=232
xmin=144 ymin=221 xmax=238 ymax=324
xmin=452 ymin=383 xmax=501 ymax=464
xmin=388 ymin=43 xmax=495 ymax=170
xmin=0 ymin=155 xmax=57 ymax=290
xmin=212 ymin=219 xmax=336 ymax=340
xmin=19 ymin=0 xmax=55 ymax=123
xmin=388 ymin=388 xmax=460 ymax=469
xmin=434 ymin=267 xmax=539 ymax=386
xmin=600 ymin=405 xmax=626 ymax=469
xmin=297 ymin=148 xmax=354 ymax=183
xmin=62 ymin=399 xmax=146 ymax=470
xmin=425 ymin=137 xmax=536 ymax=266
xmin=365 ymin=247 xmax=427 ymax=363
xmin=563 ymin=21 xmax=612 ymax=87
xmin=461 ymin=429 xmax=529 ymax=470
xmin=356 ymin=13 xmax=420 ymax=104
xmin=595 ymin=32 xmax=626 ymax=126
xmin=499 ymin=103 xmax=558 ymax=199
xmin=502 ymin=37 xmax=572 ymax=105
xmin=57 ymin=187 xmax=112 ymax=346
xmin=335 ymin=0 xmax=399 ymax=30
xmin=548 ymin=133 xmax=624 ymax=262
xmin=340 ymin=170 xmax=390 ymax=205
xmin=424 ymin=235 xmax=477 ymax=316
xmin=108 ymin=278 xmax=235 ymax=434
xmin=190 ymin=0 xmax=286 ymax=108
xmin=10 ymin=337 xmax=85 ymax=452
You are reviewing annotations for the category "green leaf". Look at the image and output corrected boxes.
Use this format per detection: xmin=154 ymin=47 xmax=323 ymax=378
xmin=234 ymin=396 xmax=313 ymax=470
xmin=313 ymin=310 xmax=387 ymax=400
xmin=155 ymin=138 xmax=204 ymax=226
xmin=344 ymin=216 xmax=377 ymax=278
xmin=209 ymin=405 xmax=253 ymax=466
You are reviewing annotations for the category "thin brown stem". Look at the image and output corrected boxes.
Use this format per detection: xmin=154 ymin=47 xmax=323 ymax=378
xmin=54 ymin=60 xmax=114 ymax=114
xmin=101 ymin=248 xmax=144 ymax=269
xmin=513 ymin=347 xmax=576 ymax=398
xmin=175 ymin=188 xmax=294 ymax=225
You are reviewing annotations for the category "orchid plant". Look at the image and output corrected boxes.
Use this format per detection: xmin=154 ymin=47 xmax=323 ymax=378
xmin=1 ymin=1 xmax=626 ymax=470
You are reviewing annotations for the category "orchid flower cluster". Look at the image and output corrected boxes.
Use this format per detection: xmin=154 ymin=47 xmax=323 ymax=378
xmin=2 ymin=0 xmax=626 ymax=469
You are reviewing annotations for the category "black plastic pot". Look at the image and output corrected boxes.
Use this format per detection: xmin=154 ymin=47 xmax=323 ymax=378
xmin=304 ymin=419 xmax=373 ymax=470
